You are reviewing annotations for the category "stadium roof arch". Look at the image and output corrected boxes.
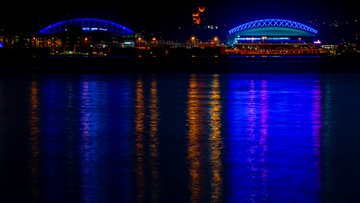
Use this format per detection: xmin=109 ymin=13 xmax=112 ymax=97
xmin=38 ymin=18 xmax=135 ymax=36
xmin=227 ymin=18 xmax=318 ymax=47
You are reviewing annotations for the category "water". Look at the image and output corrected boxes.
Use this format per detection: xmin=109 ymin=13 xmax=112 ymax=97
xmin=0 ymin=61 xmax=360 ymax=203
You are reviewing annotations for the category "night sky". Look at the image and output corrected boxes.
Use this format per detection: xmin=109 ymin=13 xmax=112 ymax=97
xmin=0 ymin=0 xmax=358 ymax=34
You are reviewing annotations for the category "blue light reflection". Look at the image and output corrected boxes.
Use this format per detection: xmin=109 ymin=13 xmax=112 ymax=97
xmin=226 ymin=74 xmax=322 ymax=202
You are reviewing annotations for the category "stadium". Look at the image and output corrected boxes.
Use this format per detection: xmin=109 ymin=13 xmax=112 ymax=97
xmin=225 ymin=18 xmax=326 ymax=55
xmin=37 ymin=18 xmax=136 ymax=55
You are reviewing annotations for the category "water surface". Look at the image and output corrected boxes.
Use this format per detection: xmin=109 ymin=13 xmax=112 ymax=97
xmin=0 ymin=62 xmax=360 ymax=203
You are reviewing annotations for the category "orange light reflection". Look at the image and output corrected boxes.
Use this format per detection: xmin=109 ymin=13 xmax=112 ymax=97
xmin=29 ymin=79 xmax=40 ymax=202
xmin=135 ymin=77 xmax=145 ymax=203
xmin=209 ymin=74 xmax=223 ymax=202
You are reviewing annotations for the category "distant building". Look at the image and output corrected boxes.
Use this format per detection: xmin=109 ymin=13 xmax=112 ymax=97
xmin=227 ymin=18 xmax=318 ymax=47
xmin=37 ymin=18 xmax=136 ymax=55
xmin=225 ymin=19 xmax=330 ymax=55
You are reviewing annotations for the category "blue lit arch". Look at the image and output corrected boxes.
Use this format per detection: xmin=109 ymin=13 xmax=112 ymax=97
xmin=38 ymin=18 xmax=135 ymax=35
xmin=227 ymin=19 xmax=318 ymax=47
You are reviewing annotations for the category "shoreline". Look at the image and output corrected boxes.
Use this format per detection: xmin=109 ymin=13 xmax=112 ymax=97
xmin=0 ymin=49 xmax=359 ymax=74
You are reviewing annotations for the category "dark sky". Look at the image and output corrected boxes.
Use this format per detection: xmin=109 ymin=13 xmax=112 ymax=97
xmin=0 ymin=0 xmax=358 ymax=33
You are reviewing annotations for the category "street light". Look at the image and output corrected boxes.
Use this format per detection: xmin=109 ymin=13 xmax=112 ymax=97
xmin=137 ymin=37 xmax=142 ymax=47
xmin=190 ymin=36 xmax=197 ymax=47
xmin=213 ymin=36 xmax=218 ymax=44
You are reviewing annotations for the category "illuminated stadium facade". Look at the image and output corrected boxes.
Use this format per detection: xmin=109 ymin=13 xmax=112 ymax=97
xmin=37 ymin=18 xmax=136 ymax=55
xmin=38 ymin=18 xmax=135 ymax=35
xmin=227 ymin=19 xmax=318 ymax=47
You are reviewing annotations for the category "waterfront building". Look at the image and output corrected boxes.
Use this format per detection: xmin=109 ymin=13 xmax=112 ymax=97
xmin=225 ymin=18 xmax=332 ymax=55
xmin=36 ymin=18 xmax=136 ymax=55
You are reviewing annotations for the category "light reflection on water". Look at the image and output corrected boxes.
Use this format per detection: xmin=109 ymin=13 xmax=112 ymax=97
xmin=187 ymin=74 xmax=204 ymax=203
xmin=0 ymin=72 xmax=360 ymax=202
xmin=29 ymin=78 xmax=40 ymax=203
xmin=226 ymin=75 xmax=323 ymax=202
xmin=149 ymin=78 xmax=160 ymax=202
